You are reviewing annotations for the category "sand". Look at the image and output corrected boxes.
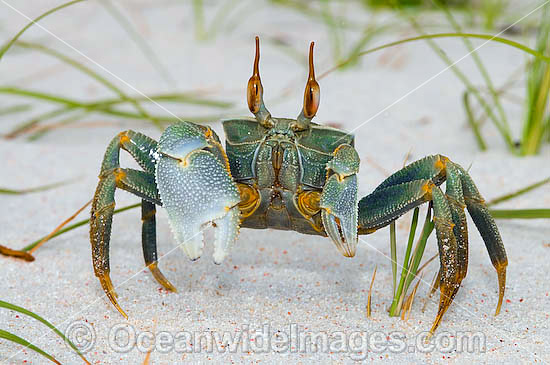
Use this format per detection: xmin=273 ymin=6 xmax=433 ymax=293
xmin=1 ymin=1 xmax=549 ymax=363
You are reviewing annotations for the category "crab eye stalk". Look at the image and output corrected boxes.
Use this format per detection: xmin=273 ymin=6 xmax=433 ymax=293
xmin=303 ymin=42 xmax=320 ymax=118
xmin=295 ymin=42 xmax=320 ymax=130
xmin=247 ymin=37 xmax=262 ymax=114
xmin=247 ymin=36 xmax=272 ymax=127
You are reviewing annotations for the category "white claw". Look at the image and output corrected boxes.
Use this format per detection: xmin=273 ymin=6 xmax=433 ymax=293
xmin=156 ymin=128 xmax=241 ymax=264
xmin=181 ymin=230 xmax=204 ymax=261
xmin=213 ymin=206 xmax=240 ymax=264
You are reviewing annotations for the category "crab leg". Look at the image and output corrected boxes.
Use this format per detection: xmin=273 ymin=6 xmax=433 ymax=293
xmin=358 ymin=179 xmax=461 ymax=333
xmin=357 ymin=154 xmax=507 ymax=334
xmin=457 ymin=165 xmax=507 ymax=315
xmin=141 ymin=200 xmax=177 ymax=292
xmin=90 ymin=131 xmax=174 ymax=317
xmin=430 ymin=184 xmax=461 ymax=334
xmin=445 ymin=163 xmax=469 ymax=285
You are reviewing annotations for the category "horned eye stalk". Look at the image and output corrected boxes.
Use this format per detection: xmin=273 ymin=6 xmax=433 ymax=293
xmin=296 ymin=41 xmax=320 ymax=130
xmin=247 ymin=36 xmax=272 ymax=127
xmin=247 ymin=37 xmax=320 ymax=130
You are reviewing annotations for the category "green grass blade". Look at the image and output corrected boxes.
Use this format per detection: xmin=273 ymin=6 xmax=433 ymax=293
xmin=403 ymin=207 xmax=435 ymax=298
xmin=267 ymin=36 xmax=308 ymax=67
xmin=99 ymin=0 xmax=176 ymax=87
xmin=490 ymin=209 xmax=550 ymax=219
xmin=270 ymin=0 xmax=361 ymax=30
xmin=193 ymin=0 xmax=206 ymax=40
xmin=4 ymin=107 xmax=73 ymax=139
xmin=487 ymin=177 xmax=550 ymax=206
xmin=0 ymin=104 xmax=32 ymax=116
xmin=0 ymin=179 xmax=75 ymax=195
xmin=0 ymin=87 xmax=233 ymax=112
xmin=21 ymin=203 xmax=141 ymax=252
xmin=320 ymin=0 xmax=343 ymax=63
xmin=0 ymin=329 xmax=60 ymax=364
xmin=15 ymin=41 xmax=124 ymax=99
xmin=522 ymin=65 xmax=550 ymax=154
xmin=88 ymin=107 xmax=221 ymax=124
xmin=96 ymin=93 xmax=234 ymax=109
xmin=389 ymin=207 xmax=420 ymax=316
xmin=340 ymin=21 xmax=398 ymax=70
xmin=0 ymin=87 xmax=82 ymax=107
xmin=0 ymin=301 xmax=89 ymax=363
xmin=2 ymin=88 xmax=233 ymax=139
xmin=319 ymin=32 xmax=550 ymax=80
xmin=479 ymin=0 xmax=509 ymax=30
xmin=406 ymin=17 xmax=515 ymax=151
xmin=0 ymin=0 xmax=86 ymax=61
xmin=26 ymin=110 xmax=89 ymax=141
xmin=390 ymin=221 xmax=397 ymax=297
xmin=436 ymin=1 xmax=511 ymax=137
xmin=205 ymin=0 xmax=240 ymax=39
xmin=463 ymin=91 xmax=488 ymax=150
xmin=12 ymin=41 xmax=157 ymax=129
xmin=0 ymin=87 xmax=228 ymax=132
xmin=521 ymin=4 xmax=550 ymax=155
xmin=359 ymin=33 xmax=550 ymax=64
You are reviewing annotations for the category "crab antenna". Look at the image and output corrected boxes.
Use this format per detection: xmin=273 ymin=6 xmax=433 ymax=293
xmin=295 ymin=41 xmax=320 ymax=130
xmin=247 ymin=36 xmax=272 ymax=127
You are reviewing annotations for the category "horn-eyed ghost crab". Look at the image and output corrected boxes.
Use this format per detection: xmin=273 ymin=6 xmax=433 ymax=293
xmin=90 ymin=37 xmax=507 ymax=335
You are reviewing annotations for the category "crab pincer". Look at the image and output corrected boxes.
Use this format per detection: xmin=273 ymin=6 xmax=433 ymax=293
xmin=320 ymin=144 xmax=360 ymax=258
xmin=156 ymin=122 xmax=241 ymax=264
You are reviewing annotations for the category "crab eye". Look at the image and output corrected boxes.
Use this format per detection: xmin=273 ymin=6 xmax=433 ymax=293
xmin=303 ymin=41 xmax=320 ymax=119
xmin=247 ymin=36 xmax=263 ymax=114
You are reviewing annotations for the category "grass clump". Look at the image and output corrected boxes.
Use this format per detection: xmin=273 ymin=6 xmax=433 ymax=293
xmin=406 ymin=1 xmax=550 ymax=155
xmin=521 ymin=3 xmax=550 ymax=155
xmin=0 ymin=0 xmax=236 ymax=140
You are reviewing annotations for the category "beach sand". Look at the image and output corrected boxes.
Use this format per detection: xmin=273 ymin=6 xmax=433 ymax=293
xmin=1 ymin=1 xmax=549 ymax=363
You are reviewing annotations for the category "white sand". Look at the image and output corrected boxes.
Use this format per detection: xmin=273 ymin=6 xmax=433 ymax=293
xmin=1 ymin=1 xmax=549 ymax=363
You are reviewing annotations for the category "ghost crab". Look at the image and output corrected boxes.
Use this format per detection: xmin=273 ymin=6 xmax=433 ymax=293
xmin=90 ymin=37 xmax=507 ymax=334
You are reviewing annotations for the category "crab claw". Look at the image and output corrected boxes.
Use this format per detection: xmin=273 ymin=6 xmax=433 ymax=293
xmin=212 ymin=206 xmax=240 ymax=264
xmin=156 ymin=122 xmax=241 ymax=263
xmin=320 ymin=144 xmax=360 ymax=258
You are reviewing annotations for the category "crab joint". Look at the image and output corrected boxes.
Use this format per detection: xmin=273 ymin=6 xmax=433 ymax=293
xmin=326 ymin=144 xmax=360 ymax=181
xmin=237 ymin=183 xmax=261 ymax=218
xmin=178 ymin=157 xmax=190 ymax=168
xmin=114 ymin=168 xmax=127 ymax=184
xmin=141 ymin=209 xmax=156 ymax=222
xmin=296 ymin=190 xmax=321 ymax=218
xmin=422 ymin=181 xmax=435 ymax=201
xmin=434 ymin=155 xmax=449 ymax=171
xmin=118 ymin=131 xmax=131 ymax=146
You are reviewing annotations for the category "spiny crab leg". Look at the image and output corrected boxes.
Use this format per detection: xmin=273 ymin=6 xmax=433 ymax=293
xmin=357 ymin=155 xmax=508 ymax=335
xmin=90 ymin=128 xmax=173 ymax=316
xmin=141 ymin=200 xmax=177 ymax=292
